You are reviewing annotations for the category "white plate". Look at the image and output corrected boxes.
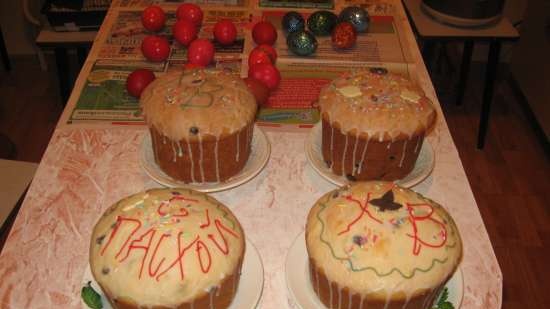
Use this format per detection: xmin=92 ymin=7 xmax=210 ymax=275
xmin=140 ymin=125 xmax=270 ymax=193
xmin=82 ymin=238 xmax=264 ymax=309
xmin=305 ymin=124 xmax=435 ymax=188
xmin=285 ymin=232 xmax=463 ymax=309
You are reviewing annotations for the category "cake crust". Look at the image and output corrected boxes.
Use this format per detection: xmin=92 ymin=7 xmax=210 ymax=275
xmin=305 ymin=182 xmax=462 ymax=309
xmin=318 ymin=69 xmax=436 ymax=181
xmin=140 ymin=69 xmax=257 ymax=183
xmin=90 ymin=188 xmax=245 ymax=309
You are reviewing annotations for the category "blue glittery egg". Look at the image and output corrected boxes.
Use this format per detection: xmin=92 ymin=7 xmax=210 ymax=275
xmin=307 ymin=10 xmax=338 ymax=36
xmin=339 ymin=6 xmax=370 ymax=33
xmin=282 ymin=11 xmax=305 ymax=34
xmin=287 ymin=30 xmax=318 ymax=56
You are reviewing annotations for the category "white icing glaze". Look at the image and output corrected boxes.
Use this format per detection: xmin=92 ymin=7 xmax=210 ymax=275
xmin=90 ymin=188 xmax=245 ymax=307
xmin=306 ymin=182 xmax=462 ymax=302
xmin=141 ymin=69 xmax=257 ymax=142
xmin=319 ymin=70 xmax=436 ymax=140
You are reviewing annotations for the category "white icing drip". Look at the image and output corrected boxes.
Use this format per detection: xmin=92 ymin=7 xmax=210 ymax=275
xmin=315 ymin=268 xmax=320 ymax=295
xmin=235 ymin=132 xmax=240 ymax=162
xmin=198 ymin=135 xmax=205 ymax=183
xmin=357 ymin=138 xmax=370 ymax=174
xmin=358 ymin=294 xmax=365 ymax=309
xmin=328 ymin=279 xmax=333 ymax=307
xmin=378 ymin=133 xmax=384 ymax=142
xmin=176 ymin=141 xmax=183 ymax=158
xmin=329 ymin=126 xmax=335 ymax=169
xmin=337 ymin=285 xmax=342 ymax=309
xmin=383 ymin=288 xmax=394 ymax=309
xmin=399 ymin=140 xmax=408 ymax=167
xmin=209 ymin=287 xmax=215 ymax=309
xmin=162 ymin=135 xmax=167 ymax=144
xmin=351 ymin=136 xmax=359 ymax=175
xmin=420 ymin=288 xmax=434 ymax=309
xmin=151 ymin=133 xmax=159 ymax=161
xmin=401 ymin=291 xmax=413 ymax=309
xmin=387 ymin=141 xmax=392 ymax=149
xmin=171 ymin=141 xmax=177 ymax=162
xmin=414 ymin=137 xmax=422 ymax=153
xmin=214 ymin=136 xmax=220 ymax=183
xmin=186 ymin=139 xmax=196 ymax=183
xmin=341 ymin=134 xmax=349 ymax=176
xmin=348 ymin=290 xmax=353 ymax=309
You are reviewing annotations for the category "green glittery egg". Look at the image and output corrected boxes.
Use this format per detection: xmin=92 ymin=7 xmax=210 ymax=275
xmin=287 ymin=30 xmax=318 ymax=56
xmin=307 ymin=10 xmax=338 ymax=36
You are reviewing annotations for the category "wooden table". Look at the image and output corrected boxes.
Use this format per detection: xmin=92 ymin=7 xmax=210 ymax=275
xmin=403 ymin=0 xmax=519 ymax=149
xmin=0 ymin=1 xmax=502 ymax=308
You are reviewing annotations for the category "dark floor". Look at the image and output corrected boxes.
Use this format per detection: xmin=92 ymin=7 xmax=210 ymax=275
xmin=0 ymin=54 xmax=549 ymax=308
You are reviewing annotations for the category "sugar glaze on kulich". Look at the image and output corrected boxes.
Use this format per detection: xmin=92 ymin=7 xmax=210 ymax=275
xmin=318 ymin=69 xmax=436 ymax=181
xmin=305 ymin=182 xmax=462 ymax=309
xmin=141 ymin=69 xmax=257 ymax=183
xmin=90 ymin=188 xmax=245 ymax=309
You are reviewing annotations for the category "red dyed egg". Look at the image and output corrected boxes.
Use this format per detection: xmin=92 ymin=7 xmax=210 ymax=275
xmin=213 ymin=19 xmax=237 ymax=46
xmin=172 ymin=19 xmax=198 ymax=46
xmin=252 ymin=21 xmax=278 ymax=46
xmin=126 ymin=69 xmax=156 ymax=98
xmin=141 ymin=5 xmax=166 ymax=32
xmin=331 ymin=22 xmax=357 ymax=49
xmin=141 ymin=35 xmax=170 ymax=62
xmin=187 ymin=39 xmax=215 ymax=66
xmin=176 ymin=3 xmax=203 ymax=26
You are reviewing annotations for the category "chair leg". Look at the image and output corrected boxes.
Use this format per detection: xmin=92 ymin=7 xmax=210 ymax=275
xmin=421 ymin=40 xmax=436 ymax=73
xmin=456 ymin=40 xmax=474 ymax=106
xmin=477 ymin=40 xmax=501 ymax=149
xmin=77 ymin=47 xmax=88 ymax=68
xmin=54 ymin=47 xmax=70 ymax=105
xmin=0 ymin=26 xmax=11 ymax=71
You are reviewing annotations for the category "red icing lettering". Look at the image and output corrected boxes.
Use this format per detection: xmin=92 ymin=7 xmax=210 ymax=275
xmin=100 ymin=216 xmax=142 ymax=257
xmin=208 ymin=219 xmax=240 ymax=255
xmin=157 ymin=196 xmax=198 ymax=217
xmin=196 ymin=240 xmax=212 ymax=273
xmin=100 ymin=194 xmax=241 ymax=281
xmin=405 ymin=203 xmax=447 ymax=256
xmin=148 ymin=233 xmax=170 ymax=277
xmin=199 ymin=209 xmax=210 ymax=228
xmin=118 ymin=228 xmax=155 ymax=279
xmin=338 ymin=193 xmax=382 ymax=236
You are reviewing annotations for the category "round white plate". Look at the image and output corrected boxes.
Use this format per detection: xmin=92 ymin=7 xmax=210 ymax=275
xmin=285 ymin=232 xmax=463 ymax=309
xmin=305 ymin=124 xmax=435 ymax=188
xmin=140 ymin=125 xmax=270 ymax=193
xmin=82 ymin=238 xmax=264 ymax=309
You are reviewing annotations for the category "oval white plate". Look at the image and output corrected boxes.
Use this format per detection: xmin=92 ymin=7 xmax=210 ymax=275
xmin=82 ymin=238 xmax=264 ymax=309
xmin=140 ymin=125 xmax=270 ymax=193
xmin=285 ymin=232 xmax=463 ymax=309
xmin=305 ymin=124 xmax=435 ymax=188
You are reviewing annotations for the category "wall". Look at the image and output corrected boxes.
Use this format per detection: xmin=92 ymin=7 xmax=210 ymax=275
xmin=0 ymin=0 xmax=41 ymax=55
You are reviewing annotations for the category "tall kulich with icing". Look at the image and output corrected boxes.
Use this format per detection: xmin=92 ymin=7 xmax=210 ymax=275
xmin=306 ymin=182 xmax=462 ymax=309
xmin=90 ymin=188 xmax=245 ymax=309
xmin=141 ymin=69 xmax=257 ymax=183
xmin=318 ymin=68 xmax=436 ymax=181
